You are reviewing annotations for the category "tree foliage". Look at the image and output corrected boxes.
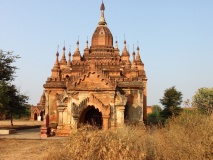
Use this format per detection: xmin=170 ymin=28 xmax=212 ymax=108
xmin=192 ymin=87 xmax=213 ymax=115
xmin=0 ymin=50 xmax=28 ymax=124
xmin=160 ymin=86 xmax=183 ymax=119
xmin=147 ymin=105 xmax=162 ymax=124
xmin=0 ymin=50 xmax=19 ymax=82
xmin=152 ymin=105 xmax=162 ymax=114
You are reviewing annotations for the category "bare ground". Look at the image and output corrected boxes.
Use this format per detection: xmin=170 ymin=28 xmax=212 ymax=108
xmin=0 ymin=139 xmax=66 ymax=160
xmin=0 ymin=120 xmax=66 ymax=160
xmin=0 ymin=120 xmax=42 ymax=129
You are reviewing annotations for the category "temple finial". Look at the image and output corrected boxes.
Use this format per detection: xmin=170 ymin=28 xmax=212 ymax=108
xmin=121 ymin=39 xmax=130 ymax=57
xmin=69 ymin=45 xmax=71 ymax=53
xmin=86 ymin=37 xmax=89 ymax=49
xmin=115 ymin=40 xmax=118 ymax=49
xmin=137 ymin=41 xmax=140 ymax=54
xmin=54 ymin=46 xmax=59 ymax=66
xmin=137 ymin=46 xmax=140 ymax=52
xmin=63 ymin=41 xmax=66 ymax=51
xmin=123 ymin=39 xmax=127 ymax=51
xmin=57 ymin=45 xmax=59 ymax=52
xmin=132 ymin=44 xmax=136 ymax=61
xmin=99 ymin=1 xmax=106 ymax=25
xmin=76 ymin=39 xmax=79 ymax=51
xmin=60 ymin=42 xmax=67 ymax=64
xmin=67 ymin=45 xmax=71 ymax=66
xmin=100 ymin=1 xmax=105 ymax=11
xmin=135 ymin=44 xmax=142 ymax=62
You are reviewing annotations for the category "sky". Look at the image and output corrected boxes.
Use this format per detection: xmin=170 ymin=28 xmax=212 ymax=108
xmin=0 ymin=0 xmax=213 ymax=107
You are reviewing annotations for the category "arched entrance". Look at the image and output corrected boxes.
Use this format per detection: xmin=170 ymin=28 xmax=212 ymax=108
xmin=79 ymin=105 xmax=103 ymax=129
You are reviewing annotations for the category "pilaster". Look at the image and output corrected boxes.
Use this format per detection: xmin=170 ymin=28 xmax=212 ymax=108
xmin=57 ymin=106 xmax=66 ymax=129
xmin=116 ymin=105 xmax=125 ymax=127
xmin=72 ymin=114 xmax=79 ymax=132
xmin=102 ymin=115 xmax=110 ymax=130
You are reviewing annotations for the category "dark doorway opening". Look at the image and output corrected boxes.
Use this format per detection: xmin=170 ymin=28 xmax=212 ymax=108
xmin=84 ymin=106 xmax=103 ymax=129
xmin=124 ymin=104 xmax=129 ymax=121
xmin=34 ymin=113 xmax=37 ymax=121
xmin=40 ymin=111 xmax=44 ymax=121
xmin=124 ymin=94 xmax=134 ymax=123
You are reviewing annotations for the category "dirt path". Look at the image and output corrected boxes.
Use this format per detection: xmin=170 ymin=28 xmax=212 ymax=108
xmin=0 ymin=120 xmax=42 ymax=129
xmin=0 ymin=120 xmax=68 ymax=160
xmin=0 ymin=139 xmax=66 ymax=160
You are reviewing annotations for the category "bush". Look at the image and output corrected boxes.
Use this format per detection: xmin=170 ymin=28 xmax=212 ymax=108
xmin=151 ymin=111 xmax=213 ymax=159
xmin=47 ymin=112 xmax=213 ymax=160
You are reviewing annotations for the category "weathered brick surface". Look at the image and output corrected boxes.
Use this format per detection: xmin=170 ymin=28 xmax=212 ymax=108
xmin=31 ymin=2 xmax=147 ymax=135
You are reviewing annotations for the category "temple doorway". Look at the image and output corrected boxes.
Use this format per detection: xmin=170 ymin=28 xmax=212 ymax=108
xmin=79 ymin=106 xmax=103 ymax=129
xmin=40 ymin=111 xmax=45 ymax=121
xmin=34 ymin=113 xmax=38 ymax=121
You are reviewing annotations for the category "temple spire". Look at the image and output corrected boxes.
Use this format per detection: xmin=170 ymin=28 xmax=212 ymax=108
xmin=99 ymin=1 xmax=107 ymax=25
xmin=123 ymin=40 xmax=127 ymax=51
xmin=73 ymin=40 xmax=81 ymax=61
xmin=54 ymin=45 xmax=59 ymax=65
xmin=121 ymin=40 xmax=130 ymax=57
xmin=60 ymin=42 xmax=67 ymax=64
xmin=136 ymin=46 xmax=143 ymax=63
xmin=132 ymin=45 xmax=136 ymax=62
xmin=76 ymin=40 xmax=79 ymax=51
xmin=67 ymin=45 xmax=71 ymax=66
xmin=136 ymin=41 xmax=142 ymax=61
xmin=123 ymin=35 xmax=127 ymax=52
xmin=53 ymin=50 xmax=59 ymax=68
xmin=86 ymin=37 xmax=88 ymax=49
xmin=115 ymin=40 xmax=118 ymax=49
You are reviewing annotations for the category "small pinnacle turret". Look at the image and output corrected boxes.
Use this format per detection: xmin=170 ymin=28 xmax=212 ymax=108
xmin=86 ymin=39 xmax=88 ymax=49
xmin=122 ymin=40 xmax=129 ymax=56
xmin=76 ymin=41 xmax=79 ymax=51
xmin=132 ymin=44 xmax=135 ymax=60
xmin=136 ymin=46 xmax=142 ymax=62
xmin=115 ymin=40 xmax=118 ymax=49
xmin=67 ymin=51 xmax=71 ymax=66
xmin=54 ymin=51 xmax=59 ymax=67
xmin=73 ymin=41 xmax=81 ymax=61
xmin=60 ymin=45 xmax=67 ymax=65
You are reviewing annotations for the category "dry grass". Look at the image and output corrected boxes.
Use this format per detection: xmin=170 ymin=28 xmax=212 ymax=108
xmin=47 ymin=112 xmax=213 ymax=160
xmin=1 ymin=113 xmax=212 ymax=160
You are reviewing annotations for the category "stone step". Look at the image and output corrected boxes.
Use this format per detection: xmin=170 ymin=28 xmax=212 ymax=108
xmin=0 ymin=129 xmax=16 ymax=134
xmin=56 ymin=129 xmax=71 ymax=137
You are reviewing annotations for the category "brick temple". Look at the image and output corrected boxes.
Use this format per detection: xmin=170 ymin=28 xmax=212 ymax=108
xmin=31 ymin=2 xmax=147 ymax=136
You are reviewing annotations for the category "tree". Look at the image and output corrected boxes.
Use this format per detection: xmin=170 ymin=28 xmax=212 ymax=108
xmin=0 ymin=50 xmax=19 ymax=82
xmin=160 ymin=86 xmax=183 ymax=119
xmin=147 ymin=105 xmax=162 ymax=124
xmin=0 ymin=50 xmax=28 ymax=125
xmin=192 ymin=87 xmax=213 ymax=115
xmin=152 ymin=105 xmax=162 ymax=114
xmin=0 ymin=83 xmax=28 ymax=125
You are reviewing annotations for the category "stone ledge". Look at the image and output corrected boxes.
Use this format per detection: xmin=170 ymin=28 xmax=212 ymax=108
xmin=0 ymin=129 xmax=16 ymax=134
xmin=56 ymin=129 xmax=71 ymax=137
